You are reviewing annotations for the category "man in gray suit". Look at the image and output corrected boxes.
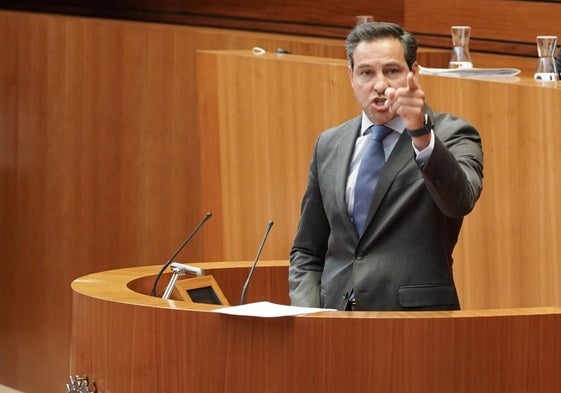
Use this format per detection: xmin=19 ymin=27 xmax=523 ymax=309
xmin=289 ymin=22 xmax=484 ymax=311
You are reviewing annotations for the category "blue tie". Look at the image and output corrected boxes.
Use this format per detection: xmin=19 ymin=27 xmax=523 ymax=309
xmin=353 ymin=125 xmax=393 ymax=235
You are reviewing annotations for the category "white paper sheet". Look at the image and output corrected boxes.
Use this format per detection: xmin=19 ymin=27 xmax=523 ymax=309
xmin=419 ymin=66 xmax=521 ymax=78
xmin=212 ymin=301 xmax=335 ymax=317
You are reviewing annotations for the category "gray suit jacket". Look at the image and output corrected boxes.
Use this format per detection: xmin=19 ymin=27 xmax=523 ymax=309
xmin=289 ymin=107 xmax=483 ymax=311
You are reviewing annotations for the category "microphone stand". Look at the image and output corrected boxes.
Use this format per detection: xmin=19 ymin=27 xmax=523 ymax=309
xmin=240 ymin=220 xmax=274 ymax=305
xmin=162 ymin=266 xmax=183 ymax=300
xmin=150 ymin=212 xmax=212 ymax=297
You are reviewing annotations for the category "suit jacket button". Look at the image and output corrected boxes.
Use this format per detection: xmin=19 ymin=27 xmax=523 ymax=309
xmin=356 ymin=253 xmax=364 ymax=260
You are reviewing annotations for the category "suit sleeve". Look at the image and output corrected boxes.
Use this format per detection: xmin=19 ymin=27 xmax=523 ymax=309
xmin=288 ymin=137 xmax=330 ymax=308
xmin=421 ymin=113 xmax=484 ymax=219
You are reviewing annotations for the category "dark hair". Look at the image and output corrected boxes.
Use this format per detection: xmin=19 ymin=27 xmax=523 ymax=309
xmin=345 ymin=22 xmax=418 ymax=70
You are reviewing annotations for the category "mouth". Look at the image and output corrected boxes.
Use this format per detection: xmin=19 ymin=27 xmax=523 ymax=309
xmin=371 ymin=96 xmax=388 ymax=109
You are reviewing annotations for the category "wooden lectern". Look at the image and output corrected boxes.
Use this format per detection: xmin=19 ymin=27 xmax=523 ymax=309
xmin=70 ymin=262 xmax=561 ymax=393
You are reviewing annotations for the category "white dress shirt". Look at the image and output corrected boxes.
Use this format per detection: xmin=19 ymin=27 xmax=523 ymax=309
xmin=346 ymin=113 xmax=435 ymax=216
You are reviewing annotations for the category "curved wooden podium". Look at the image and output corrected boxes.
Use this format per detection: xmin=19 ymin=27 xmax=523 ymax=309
xmin=70 ymin=261 xmax=561 ymax=393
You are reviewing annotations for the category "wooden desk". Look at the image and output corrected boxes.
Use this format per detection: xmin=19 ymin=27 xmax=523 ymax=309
xmin=420 ymin=73 xmax=561 ymax=310
xmin=198 ymin=50 xmax=561 ymax=310
xmin=70 ymin=263 xmax=561 ymax=393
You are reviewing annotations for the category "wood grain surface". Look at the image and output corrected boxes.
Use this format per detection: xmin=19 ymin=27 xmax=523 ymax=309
xmin=70 ymin=264 xmax=561 ymax=393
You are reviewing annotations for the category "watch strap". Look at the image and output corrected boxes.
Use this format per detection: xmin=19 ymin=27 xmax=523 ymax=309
xmin=406 ymin=114 xmax=432 ymax=137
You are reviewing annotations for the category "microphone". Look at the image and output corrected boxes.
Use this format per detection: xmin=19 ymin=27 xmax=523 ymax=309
xmin=170 ymin=262 xmax=204 ymax=277
xmin=240 ymin=220 xmax=274 ymax=305
xmin=150 ymin=211 xmax=212 ymax=297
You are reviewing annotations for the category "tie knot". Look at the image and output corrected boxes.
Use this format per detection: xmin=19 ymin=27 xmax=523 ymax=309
xmin=369 ymin=125 xmax=393 ymax=142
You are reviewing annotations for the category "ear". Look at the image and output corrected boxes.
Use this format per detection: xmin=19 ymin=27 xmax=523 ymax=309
xmin=347 ymin=64 xmax=354 ymax=86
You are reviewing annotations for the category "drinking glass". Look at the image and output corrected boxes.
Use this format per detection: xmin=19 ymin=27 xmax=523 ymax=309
xmin=534 ymin=35 xmax=558 ymax=81
xmin=448 ymin=26 xmax=473 ymax=69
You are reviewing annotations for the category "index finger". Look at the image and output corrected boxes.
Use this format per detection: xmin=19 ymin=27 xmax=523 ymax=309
xmin=407 ymin=71 xmax=419 ymax=91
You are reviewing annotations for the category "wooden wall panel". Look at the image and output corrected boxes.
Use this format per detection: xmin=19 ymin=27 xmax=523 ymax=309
xmin=0 ymin=11 xmax=200 ymax=392
xmin=3 ymin=0 xmax=561 ymax=58
xmin=198 ymin=50 xmax=360 ymax=262
xmin=0 ymin=10 xmax=349 ymax=393
xmin=0 ymin=0 xmax=404 ymax=38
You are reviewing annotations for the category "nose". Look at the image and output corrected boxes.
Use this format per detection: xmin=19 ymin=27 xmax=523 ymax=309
xmin=373 ymin=75 xmax=388 ymax=94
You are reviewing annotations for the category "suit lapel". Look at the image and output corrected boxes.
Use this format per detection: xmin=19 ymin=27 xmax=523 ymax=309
xmin=334 ymin=118 xmax=361 ymax=235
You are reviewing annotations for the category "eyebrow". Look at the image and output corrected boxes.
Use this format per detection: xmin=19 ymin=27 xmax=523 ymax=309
xmin=355 ymin=61 xmax=404 ymax=70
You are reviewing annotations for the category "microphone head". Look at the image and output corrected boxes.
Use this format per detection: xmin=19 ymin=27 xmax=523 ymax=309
xmin=170 ymin=262 xmax=205 ymax=277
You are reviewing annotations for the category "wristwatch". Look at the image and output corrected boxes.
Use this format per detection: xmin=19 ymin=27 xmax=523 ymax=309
xmin=406 ymin=114 xmax=432 ymax=137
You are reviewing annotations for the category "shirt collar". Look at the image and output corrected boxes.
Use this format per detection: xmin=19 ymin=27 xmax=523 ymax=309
xmin=360 ymin=112 xmax=406 ymax=136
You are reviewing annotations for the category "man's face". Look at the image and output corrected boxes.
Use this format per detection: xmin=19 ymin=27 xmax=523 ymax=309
xmin=348 ymin=37 xmax=418 ymax=125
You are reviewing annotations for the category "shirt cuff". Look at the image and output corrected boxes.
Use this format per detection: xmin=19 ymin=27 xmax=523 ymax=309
xmin=412 ymin=130 xmax=435 ymax=167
